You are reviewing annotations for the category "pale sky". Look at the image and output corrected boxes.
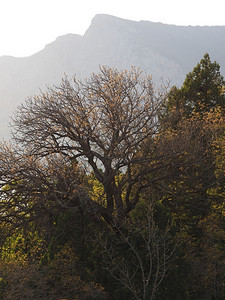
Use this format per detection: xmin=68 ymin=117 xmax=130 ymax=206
xmin=0 ymin=0 xmax=225 ymax=57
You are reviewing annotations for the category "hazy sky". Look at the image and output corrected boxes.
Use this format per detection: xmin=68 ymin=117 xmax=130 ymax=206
xmin=0 ymin=0 xmax=225 ymax=57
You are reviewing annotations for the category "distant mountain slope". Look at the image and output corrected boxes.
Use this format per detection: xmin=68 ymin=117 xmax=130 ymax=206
xmin=1 ymin=14 xmax=225 ymax=138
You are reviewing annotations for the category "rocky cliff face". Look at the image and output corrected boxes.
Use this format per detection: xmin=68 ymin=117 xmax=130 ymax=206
xmin=1 ymin=14 xmax=225 ymax=138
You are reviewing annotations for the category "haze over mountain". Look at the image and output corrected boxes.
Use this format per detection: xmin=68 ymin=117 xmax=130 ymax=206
xmin=1 ymin=14 xmax=225 ymax=138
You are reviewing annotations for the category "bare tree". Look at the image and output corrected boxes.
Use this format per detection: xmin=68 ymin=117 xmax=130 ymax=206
xmin=97 ymin=200 xmax=175 ymax=300
xmin=11 ymin=67 xmax=169 ymax=225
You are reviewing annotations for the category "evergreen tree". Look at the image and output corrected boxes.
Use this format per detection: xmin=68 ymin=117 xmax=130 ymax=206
xmin=167 ymin=53 xmax=225 ymax=115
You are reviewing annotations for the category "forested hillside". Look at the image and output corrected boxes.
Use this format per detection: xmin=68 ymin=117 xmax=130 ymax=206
xmin=0 ymin=54 xmax=224 ymax=299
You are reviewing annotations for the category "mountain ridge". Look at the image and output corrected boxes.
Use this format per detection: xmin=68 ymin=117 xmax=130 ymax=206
xmin=1 ymin=14 xmax=225 ymax=138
